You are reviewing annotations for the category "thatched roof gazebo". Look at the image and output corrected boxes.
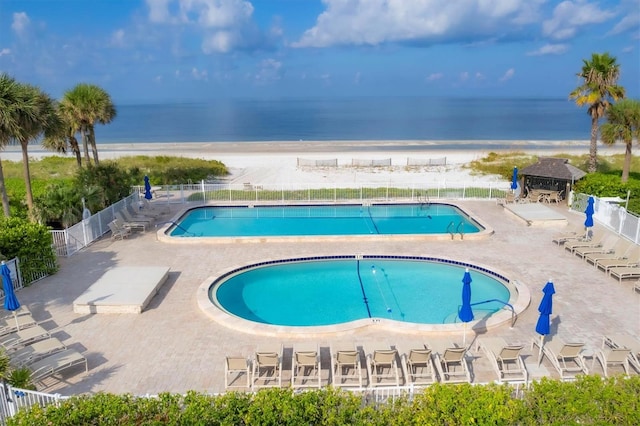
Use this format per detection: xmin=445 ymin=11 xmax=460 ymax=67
xmin=520 ymin=157 xmax=587 ymax=201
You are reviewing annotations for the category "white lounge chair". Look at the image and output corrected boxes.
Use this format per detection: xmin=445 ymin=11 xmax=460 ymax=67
xmin=594 ymin=347 xmax=631 ymax=377
xmin=564 ymin=230 xmax=606 ymax=254
xmin=251 ymin=344 xmax=282 ymax=390
xmin=114 ymin=213 xmax=147 ymax=232
xmin=477 ymin=337 xmax=528 ymax=384
xmin=27 ymin=348 xmax=88 ymax=384
xmin=586 ymin=243 xmax=638 ymax=268
xmin=10 ymin=337 xmax=67 ymax=368
xmin=331 ymin=343 xmax=363 ymax=389
xmin=0 ymin=314 xmax=37 ymax=336
xmin=400 ymin=344 xmax=436 ymax=385
xmin=366 ymin=347 xmax=401 ymax=387
xmin=603 ymin=335 xmax=640 ymax=372
xmin=434 ymin=344 xmax=471 ymax=383
xmin=532 ymin=337 xmax=588 ymax=381
xmin=573 ymin=235 xmax=620 ymax=259
xmin=224 ymin=356 xmax=250 ymax=389
xmin=608 ymin=266 xmax=640 ymax=283
xmin=108 ymin=220 xmax=131 ymax=240
xmin=291 ymin=343 xmax=321 ymax=389
xmin=0 ymin=325 xmax=50 ymax=350
xmin=552 ymin=225 xmax=585 ymax=245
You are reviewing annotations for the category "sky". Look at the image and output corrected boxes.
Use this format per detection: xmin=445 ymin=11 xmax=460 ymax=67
xmin=1 ymin=0 xmax=639 ymax=103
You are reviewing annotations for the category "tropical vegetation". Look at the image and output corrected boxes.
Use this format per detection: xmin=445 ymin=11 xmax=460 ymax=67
xmin=7 ymin=376 xmax=640 ymax=425
xmin=569 ymin=52 xmax=625 ymax=173
xmin=600 ymin=99 xmax=640 ymax=183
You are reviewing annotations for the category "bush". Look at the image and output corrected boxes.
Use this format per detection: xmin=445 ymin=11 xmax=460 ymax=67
xmin=0 ymin=216 xmax=58 ymax=282
xmin=573 ymin=173 xmax=640 ymax=214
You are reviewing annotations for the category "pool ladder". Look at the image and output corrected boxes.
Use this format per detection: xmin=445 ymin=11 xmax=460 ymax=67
xmin=447 ymin=221 xmax=465 ymax=240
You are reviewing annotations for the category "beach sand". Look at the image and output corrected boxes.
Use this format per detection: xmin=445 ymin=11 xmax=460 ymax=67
xmin=1 ymin=140 xmax=619 ymax=187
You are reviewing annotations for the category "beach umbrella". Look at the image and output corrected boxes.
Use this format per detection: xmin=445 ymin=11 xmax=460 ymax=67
xmin=144 ymin=175 xmax=153 ymax=200
xmin=584 ymin=195 xmax=594 ymax=233
xmin=510 ymin=167 xmax=518 ymax=191
xmin=458 ymin=268 xmax=474 ymax=346
xmin=535 ymin=280 xmax=555 ymax=365
xmin=1 ymin=261 xmax=21 ymax=330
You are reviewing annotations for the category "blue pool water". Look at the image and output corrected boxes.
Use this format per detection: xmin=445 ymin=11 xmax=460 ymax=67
xmin=170 ymin=204 xmax=481 ymax=237
xmin=212 ymin=256 xmax=511 ymax=326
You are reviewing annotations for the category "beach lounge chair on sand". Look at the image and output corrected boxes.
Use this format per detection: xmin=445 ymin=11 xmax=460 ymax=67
xmin=434 ymin=344 xmax=471 ymax=384
xmin=366 ymin=346 xmax=401 ymax=387
xmin=251 ymin=345 xmax=282 ymax=390
xmin=291 ymin=343 xmax=322 ymax=389
xmin=400 ymin=344 xmax=436 ymax=385
xmin=26 ymin=348 xmax=88 ymax=385
xmin=9 ymin=337 xmax=67 ymax=368
xmin=331 ymin=343 xmax=363 ymax=389
xmin=603 ymin=335 xmax=640 ymax=372
xmin=476 ymin=338 xmax=528 ymax=384
xmin=0 ymin=325 xmax=50 ymax=350
xmin=225 ymin=356 xmax=250 ymax=389
xmin=532 ymin=337 xmax=588 ymax=381
xmin=564 ymin=230 xmax=607 ymax=254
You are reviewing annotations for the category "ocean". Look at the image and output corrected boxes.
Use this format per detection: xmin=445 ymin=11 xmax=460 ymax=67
xmin=98 ymin=97 xmax=591 ymax=144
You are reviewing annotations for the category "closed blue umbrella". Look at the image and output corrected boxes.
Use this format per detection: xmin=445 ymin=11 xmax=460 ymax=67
xmin=535 ymin=280 xmax=555 ymax=364
xmin=144 ymin=175 xmax=153 ymax=200
xmin=459 ymin=268 xmax=474 ymax=345
xmin=2 ymin=261 xmax=21 ymax=330
xmin=510 ymin=167 xmax=518 ymax=191
xmin=584 ymin=196 xmax=595 ymax=238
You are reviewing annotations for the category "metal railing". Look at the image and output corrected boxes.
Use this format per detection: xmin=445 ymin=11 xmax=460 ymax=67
xmin=0 ymin=384 xmax=68 ymax=425
xmin=571 ymin=193 xmax=640 ymax=245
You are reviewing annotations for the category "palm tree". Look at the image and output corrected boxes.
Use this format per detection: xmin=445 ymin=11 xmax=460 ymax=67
xmin=0 ymin=73 xmax=20 ymax=216
xmin=9 ymin=83 xmax=60 ymax=216
xmin=42 ymin=105 xmax=83 ymax=167
xmin=569 ymin=52 xmax=625 ymax=173
xmin=60 ymin=84 xmax=116 ymax=166
xmin=600 ymin=99 xmax=640 ymax=183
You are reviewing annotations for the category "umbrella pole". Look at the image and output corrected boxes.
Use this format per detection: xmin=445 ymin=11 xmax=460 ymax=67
xmin=538 ymin=335 xmax=545 ymax=365
xmin=13 ymin=311 xmax=19 ymax=331
xmin=463 ymin=323 xmax=467 ymax=346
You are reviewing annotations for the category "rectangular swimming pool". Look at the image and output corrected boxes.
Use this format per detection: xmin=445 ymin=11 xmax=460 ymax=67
xmin=168 ymin=203 xmax=483 ymax=237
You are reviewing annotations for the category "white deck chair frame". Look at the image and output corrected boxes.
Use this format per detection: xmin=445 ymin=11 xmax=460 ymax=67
xmin=331 ymin=344 xmax=363 ymax=389
xmin=251 ymin=345 xmax=282 ymax=390
xmin=477 ymin=338 xmax=528 ymax=384
xmin=401 ymin=346 xmax=436 ymax=385
xmin=225 ymin=356 xmax=250 ymax=389
xmin=434 ymin=346 xmax=471 ymax=383
xmin=291 ymin=344 xmax=322 ymax=389
xmin=367 ymin=348 xmax=401 ymax=388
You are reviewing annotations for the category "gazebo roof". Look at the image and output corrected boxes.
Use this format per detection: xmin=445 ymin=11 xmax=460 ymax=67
xmin=520 ymin=157 xmax=587 ymax=181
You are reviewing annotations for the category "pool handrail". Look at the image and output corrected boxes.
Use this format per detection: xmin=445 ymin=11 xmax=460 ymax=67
xmin=469 ymin=299 xmax=517 ymax=328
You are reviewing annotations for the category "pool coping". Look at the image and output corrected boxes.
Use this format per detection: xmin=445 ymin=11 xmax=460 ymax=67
xmin=196 ymin=255 xmax=531 ymax=338
xmin=156 ymin=201 xmax=495 ymax=244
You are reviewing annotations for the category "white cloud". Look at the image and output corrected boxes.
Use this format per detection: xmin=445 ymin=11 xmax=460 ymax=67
xmin=499 ymin=68 xmax=515 ymax=82
xmin=426 ymin=73 xmax=443 ymax=81
xmin=0 ymin=48 xmax=11 ymax=57
xmin=608 ymin=0 xmax=640 ymax=35
xmin=526 ymin=43 xmax=569 ymax=56
xmin=475 ymin=72 xmax=485 ymax=80
xmin=622 ymin=45 xmax=635 ymax=52
xmin=254 ymin=58 xmax=283 ymax=83
xmin=293 ymin=0 xmax=545 ymax=48
xmin=543 ymin=0 xmax=615 ymax=40
xmin=11 ymin=12 xmax=30 ymax=37
xmin=111 ymin=29 xmax=126 ymax=47
xmin=202 ymin=30 xmax=236 ymax=53
xmin=191 ymin=67 xmax=208 ymax=80
xmin=460 ymin=72 xmax=469 ymax=81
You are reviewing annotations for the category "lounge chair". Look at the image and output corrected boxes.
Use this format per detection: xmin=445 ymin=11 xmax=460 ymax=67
xmin=114 ymin=213 xmax=147 ymax=232
xmin=9 ymin=337 xmax=66 ymax=368
xmin=552 ymin=225 xmax=584 ymax=245
xmin=635 ymin=280 xmax=640 ymax=294
xmin=532 ymin=337 xmax=588 ymax=381
xmin=434 ymin=344 xmax=471 ymax=383
xmin=108 ymin=220 xmax=132 ymax=240
xmin=595 ymin=245 xmax=640 ymax=273
xmin=331 ymin=343 xmax=363 ymax=389
xmin=476 ymin=337 xmax=528 ymax=384
xmin=366 ymin=347 xmax=401 ymax=387
xmin=400 ymin=344 xmax=436 ymax=385
xmin=291 ymin=343 xmax=322 ymax=389
xmin=603 ymin=335 xmax=640 ymax=372
xmin=594 ymin=347 xmax=631 ymax=377
xmin=573 ymin=235 xmax=620 ymax=259
xmin=563 ymin=229 xmax=606 ymax=254
xmin=0 ymin=314 xmax=37 ymax=336
xmin=0 ymin=325 xmax=50 ymax=350
xmin=585 ymin=241 xmax=636 ymax=267
xmin=135 ymin=200 xmax=163 ymax=218
xmin=224 ymin=356 xmax=250 ymax=389
xmin=0 ymin=306 xmax=31 ymax=321
xmin=251 ymin=344 xmax=282 ymax=390
xmin=26 ymin=348 xmax=88 ymax=384
xmin=608 ymin=266 xmax=640 ymax=283
xmin=124 ymin=203 xmax=156 ymax=225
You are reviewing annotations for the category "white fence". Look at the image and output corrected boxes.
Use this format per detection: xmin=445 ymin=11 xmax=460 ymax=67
xmin=571 ymin=193 xmax=640 ymax=245
xmin=0 ymin=384 xmax=67 ymax=425
xmin=0 ymin=258 xmax=23 ymax=301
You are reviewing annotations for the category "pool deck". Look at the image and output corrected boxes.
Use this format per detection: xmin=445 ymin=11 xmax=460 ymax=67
xmin=16 ymin=200 xmax=640 ymax=394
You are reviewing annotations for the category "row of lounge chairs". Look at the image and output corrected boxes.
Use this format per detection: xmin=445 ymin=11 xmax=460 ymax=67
xmin=552 ymin=226 xmax=640 ymax=287
xmin=0 ymin=307 xmax=88 ymax=388
xmin=108 ymin=200 xmax=165 ymax=240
